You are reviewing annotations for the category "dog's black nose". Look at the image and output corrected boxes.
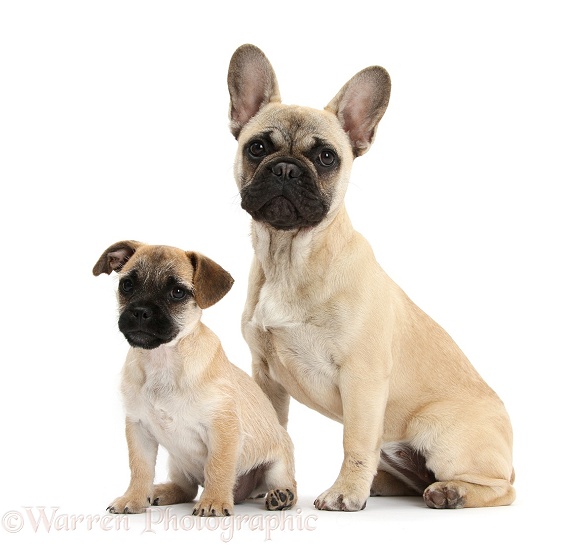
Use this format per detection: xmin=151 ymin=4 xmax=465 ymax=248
xmin=272 ymin=162 xmax=302 ymax=180
xmin=131 ymin=306 xmax=153 ymax=323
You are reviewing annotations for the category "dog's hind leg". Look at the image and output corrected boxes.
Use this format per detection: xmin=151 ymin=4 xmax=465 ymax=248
xmin=410 ymin=401 xmax=515 ymax=508
xmin=423 ymin=475 xmax=515 ymax=509
xmin=262 ymin=452 xmax=297 ymax=511
xmin=152 ymin=481 xmax=198 ymax=506
xmin=152 ymin=463 xmax=198 ymax=506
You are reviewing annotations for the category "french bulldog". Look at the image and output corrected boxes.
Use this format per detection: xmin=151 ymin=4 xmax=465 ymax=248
xmin=227 ymin=44 xmax=515 ymax=510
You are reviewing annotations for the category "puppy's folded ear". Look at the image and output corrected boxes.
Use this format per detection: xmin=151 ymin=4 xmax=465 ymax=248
xmin=228 ymin=44 xmax=281 ymax=138
xmin=186 ymin=252 xmax=234 ymax=309
xmin=93 ymin=240 xmax=144 ymax=276
xmin=325 ymin=66 xmax=391 ymax=157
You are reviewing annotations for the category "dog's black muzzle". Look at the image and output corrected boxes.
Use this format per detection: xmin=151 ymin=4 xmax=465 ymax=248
xmin=241 ymin=158 xmax=329 ymax=230
xmin=118 ymin=302 xmax=178 ymax=349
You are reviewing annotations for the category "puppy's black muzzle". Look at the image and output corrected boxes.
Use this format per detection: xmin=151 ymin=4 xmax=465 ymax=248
xmin=118 ymin=302 xmax=178 ymax=349
xmin=241 ymin=158 xmax=329 ymax=230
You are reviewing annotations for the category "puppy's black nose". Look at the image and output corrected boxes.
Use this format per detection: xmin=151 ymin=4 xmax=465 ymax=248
xmin=272 ymin=162 xmax=302 ymax=180
xmin=131 ymin=306 xmax=153 ymax=323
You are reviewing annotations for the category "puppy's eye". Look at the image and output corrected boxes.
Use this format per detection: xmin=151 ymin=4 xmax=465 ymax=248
xmin=120 ymin=278 xmax=134 ymax=294
xmin=318 ymin=149 xmax=336 ymax=167
xmin=170 ymin=287 xmax=187 ymax=300
xmin=248 ymin=140 xmax=267 ymax=159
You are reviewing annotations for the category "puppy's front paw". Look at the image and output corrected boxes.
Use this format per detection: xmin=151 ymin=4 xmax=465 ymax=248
xmin=314 ymin=485 xmax=368 ymax=512
xmin=265 ymin=488 xmax=296 ymax=511
xmin=107 ymin=493 xmax=152 ymax=514
xmin=423 ymin=482 xmax=466 ymax=509
xmin=192 ymin=498 xmax=233 ymax=517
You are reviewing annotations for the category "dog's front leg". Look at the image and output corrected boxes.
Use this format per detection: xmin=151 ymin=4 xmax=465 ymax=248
xmin=243 ymin=308 xmax=291 ymax=427
xmin=193 ymin=410 xmax=240 ymax=517
xmin=107 ymin=417 xmax=158 ymax=514
xmin=252 ymin=355 xmax=290 ymax=428
xmin=314 ymin=358 xmax=390 ymax=511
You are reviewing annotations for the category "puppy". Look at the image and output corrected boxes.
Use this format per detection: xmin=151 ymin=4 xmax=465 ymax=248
xmin=93 ymin=240 xmax=297 ymax=516
xmin=227 ymin=44 xmax=515 ymax=510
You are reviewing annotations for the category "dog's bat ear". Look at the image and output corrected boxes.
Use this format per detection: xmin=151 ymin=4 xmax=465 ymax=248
xmin=227 ymin=44 xmax=281 ymax=138
xmin=186 ymin=252 xmax=234 ymax=309
xmin=92 ymin=240 xmax=144 ymax=276
xmin=325 ymin=66 xmax=391 ymax=157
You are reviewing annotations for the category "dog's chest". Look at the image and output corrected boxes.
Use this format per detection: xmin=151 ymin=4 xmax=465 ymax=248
xmin=249 ymin=282 xmax=343 ymax=419
xmin=124 ymin=362 xmax=209 ymax=472
xmin=252 ymin=280 xmax=306 ymax=329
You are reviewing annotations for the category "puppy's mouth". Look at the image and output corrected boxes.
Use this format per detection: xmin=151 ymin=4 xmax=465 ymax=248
xmin=241 ymin=159 xmax=329 ymax=230
xmin=118 ymin=303 xmax=178 ymax=350
xmin=122 ymin=331 xmax=176 ymax=350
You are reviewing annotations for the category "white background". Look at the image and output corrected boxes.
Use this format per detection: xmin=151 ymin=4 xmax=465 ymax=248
xmin=1 ymin=1 xmax=561 ymax=543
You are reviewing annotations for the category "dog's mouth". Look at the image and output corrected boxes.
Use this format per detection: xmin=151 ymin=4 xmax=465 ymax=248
xmin=122 ymin=330 xmax=176 ymax=350
xmin=118 ymin=303 xmax=178 ymax=350
xmin=253 ymin=195 xmax=311 ymax=230
xmin=240 ymin=160 xmax=329 ymax=230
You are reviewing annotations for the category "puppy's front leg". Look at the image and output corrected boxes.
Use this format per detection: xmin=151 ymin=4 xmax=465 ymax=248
xmin=314 ymin=357 xmax=390 ymax=511
xmin=107 ymin=418 xmax=158 ymax=514
xmin=193 ymin=410 xmax=240 ymax=517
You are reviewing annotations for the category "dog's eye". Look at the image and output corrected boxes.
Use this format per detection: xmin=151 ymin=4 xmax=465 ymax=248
xmin=120 ymin=278 xmax=134 ymax=294
xmin=170 ymin=287 xmax=187 ymax=300
xmin=318 ymin=149 xmax=336 ymax=167
xmin=248 ymin=140 xmax=267 ymax=159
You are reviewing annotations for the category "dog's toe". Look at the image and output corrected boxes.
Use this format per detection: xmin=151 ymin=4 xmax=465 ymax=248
xmin=265 ymin=488 xmax=296 ymax=511
xmin=192 ymin=498 xmax=233 ymax=517
xmin=107 ymin=494 xmax=151 ymax=514
xmin=314 ymin=487 xmax=368 ymax=512
xmin=423 ymin=482 xmax=466 ymax=509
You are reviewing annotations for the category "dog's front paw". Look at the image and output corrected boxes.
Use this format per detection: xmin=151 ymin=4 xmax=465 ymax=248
xmin=265 ymin=488 xmax=297 ymax=511
xmin=107 ymin=493 xmax=152 ymax=514
xmin=314 ymin=485 xmax=368 ymax=512
xmin=192 ymin=497 xmax=233 ymax=517
xmin=423 ymin=481 xmax=466 ymax=509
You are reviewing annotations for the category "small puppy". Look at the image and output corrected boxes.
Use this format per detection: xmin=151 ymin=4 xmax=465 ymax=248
xmin=93 ymin=240 xmax=297 ymax=516
xmin=227 ymin=44 xmax=515 ymax=510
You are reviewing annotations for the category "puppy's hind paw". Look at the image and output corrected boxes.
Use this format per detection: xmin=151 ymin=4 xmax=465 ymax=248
xmin=265 ymin=488 xmax=296 ymax=511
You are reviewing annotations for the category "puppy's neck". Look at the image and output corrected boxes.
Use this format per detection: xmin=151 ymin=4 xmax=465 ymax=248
xmin=252 ymin=206 xmax=355 ymax=281
xmin=134 ymin=322 xmax=223 ymax=385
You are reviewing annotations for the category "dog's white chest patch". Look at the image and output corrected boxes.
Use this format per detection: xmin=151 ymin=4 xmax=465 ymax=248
xmin=152 ymin=405 xmax=174 ymax=430
xmin=252 ymin=282 xmax=303 ymax=329
xmin=123 ymin=351 xmax=210 ymax=474
xmin=135 ymin=386 xmax=208 ymax=476
xmin=248 ymin=293 xmax=343 ymax=418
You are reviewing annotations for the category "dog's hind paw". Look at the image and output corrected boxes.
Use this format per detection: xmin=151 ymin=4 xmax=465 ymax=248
xmin=423 ymin=482 xmax=466 ymax=509
xmin=265 ymin=488 xmax=296 ymax=511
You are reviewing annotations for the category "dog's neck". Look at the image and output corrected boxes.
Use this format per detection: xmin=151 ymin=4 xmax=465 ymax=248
xmin=251 ymin=206 xmax=356 ymax=282
xmin=133 ymin=322 xmax=223 ymax=387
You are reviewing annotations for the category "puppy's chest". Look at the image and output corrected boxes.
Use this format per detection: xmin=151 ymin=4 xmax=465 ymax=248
xmin=125 ymin=371 xmax=207 ymax=457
